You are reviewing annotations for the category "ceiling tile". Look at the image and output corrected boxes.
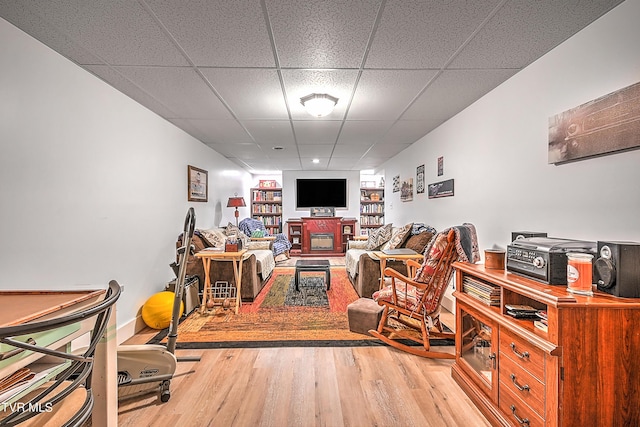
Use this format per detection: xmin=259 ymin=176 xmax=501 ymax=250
xmin=266 ymin=0 xmax=382 ymax=68
xmin=366 ymin=0 xmax=502 ymax=68
xmin=297 ymin=145 xmax=335 ymax=158
xmin=378 ymin=121 xmax=437 ymax=145
xmin=348 ymin=69 xmax=438 ymax=120
xmin=201 ymin=68 xmax=288 ymax=119
xmin=243 ymin=120 xmax=295 ymax=146
xmin=0 ymin=3 xmax=102 ymax=65
xmin=244 ymin=158 xmax=303 ymax=172
xmin=331 ymin=144 xmax=374 ymax=158
xmin=403 ymin=69 xmax=518 ymax=122
xmin=206 ymin=142 xmax=264 ymax=159
xmin=86 ymin=65 xmax=176 ymax=118
xmin=450 ymin=0 xmax=624 ymax=69
xmin=182 ymin=119 xmax=254 ymax=144
xmin=293 ymin=121 xmax=342 ymax=145
xmin=260 ymin=145 xmax=300 ymax=159
xmin=113 ymin=66 xmax=232 ymax=120
xmin=328 ymin=157 xmax=363 ymax=170
xmin=299 ymin=157 xmax=330 ymax=170
xmin=26 ymin=0 xmax=187 ymax=66
xmin=337 ymin=120 xmax=395 ymax=144
xmin=145 ymin=0 xmax=275 ymax=67
xmin=365 ymin=143 xmax=412 ymax=158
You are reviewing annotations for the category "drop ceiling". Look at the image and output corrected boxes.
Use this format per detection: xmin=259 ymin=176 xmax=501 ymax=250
xmin=0 ymin=0 xmax=623 ymax=172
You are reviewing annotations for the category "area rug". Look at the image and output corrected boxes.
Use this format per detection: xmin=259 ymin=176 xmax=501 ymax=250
xmin=148 ymin=267 xmax=455 ymax=349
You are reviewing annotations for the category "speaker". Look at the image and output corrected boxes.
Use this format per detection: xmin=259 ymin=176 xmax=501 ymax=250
xmin=594 ymin=241 xmax=640 ymax=298
xmin=511 ymin=231 xmax=547 ymax=242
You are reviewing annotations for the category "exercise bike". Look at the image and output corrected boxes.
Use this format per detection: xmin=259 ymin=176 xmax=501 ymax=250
xmin=117 ymin=207 xmax=200 ymax=402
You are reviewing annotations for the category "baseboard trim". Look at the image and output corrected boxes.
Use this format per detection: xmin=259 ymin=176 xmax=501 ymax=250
xmin=117 ymin=315 xmax=146 ymax=344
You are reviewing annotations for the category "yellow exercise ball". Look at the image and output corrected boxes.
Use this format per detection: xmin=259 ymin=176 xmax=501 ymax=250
xmin=141 ymin=291 xmax=184 ymax=329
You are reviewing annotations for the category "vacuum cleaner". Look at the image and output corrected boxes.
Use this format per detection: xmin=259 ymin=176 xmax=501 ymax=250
xmin=117 ymin=207 xmax=201 ymax=402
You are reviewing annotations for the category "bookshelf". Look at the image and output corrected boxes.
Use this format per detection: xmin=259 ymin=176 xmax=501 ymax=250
xmin=359 ymin=187 xmax=384 ymax=235
xmin=250 ymin=187 xmax=282 ymax=234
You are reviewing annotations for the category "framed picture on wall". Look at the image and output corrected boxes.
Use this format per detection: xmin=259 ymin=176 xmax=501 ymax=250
xmin=187 ymin=165 xmax=208 ymax=202
xmin=416 ymin=165 xmax=425 ymax=194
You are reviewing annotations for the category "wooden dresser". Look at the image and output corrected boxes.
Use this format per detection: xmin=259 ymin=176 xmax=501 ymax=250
xmin=451 ymin=262 xmax=640 ymax=426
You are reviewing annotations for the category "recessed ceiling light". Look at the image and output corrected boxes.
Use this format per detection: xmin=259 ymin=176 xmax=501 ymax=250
xmin=272 ymin=146 xmax=284 ymax=150
xmin=312 ymin=159 xmax=320 ymax=164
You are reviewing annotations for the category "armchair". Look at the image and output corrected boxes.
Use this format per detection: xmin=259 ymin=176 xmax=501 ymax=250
xmin=369 ymin=224 xmax=480 ymax=358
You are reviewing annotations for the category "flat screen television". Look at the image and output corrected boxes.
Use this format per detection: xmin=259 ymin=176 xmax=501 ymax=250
xmin=296 ymin=178 xmax=348 ymax=208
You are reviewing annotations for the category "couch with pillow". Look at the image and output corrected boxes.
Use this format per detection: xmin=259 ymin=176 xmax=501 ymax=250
xmin=345 ymin=223 xmax=436 ymax=298
xmin=177 ymin=224 xmax=276 ymax=302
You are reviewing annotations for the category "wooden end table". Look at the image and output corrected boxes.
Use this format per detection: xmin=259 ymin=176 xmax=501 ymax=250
xmin=195 ymin=249 xmax=247 ymax=314
xmin=373 ymin=250 xmax=424 ymax=289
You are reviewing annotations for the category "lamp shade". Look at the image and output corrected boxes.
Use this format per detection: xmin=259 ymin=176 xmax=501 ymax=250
xmin=227 ymin=197 xmax=246 ymax=208
xmin=300 ymin=93 xmax=338 ymax=117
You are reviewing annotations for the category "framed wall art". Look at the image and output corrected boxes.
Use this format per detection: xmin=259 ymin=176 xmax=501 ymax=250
xmin=187 ymin=165 xmax=208 ymax=202
xmin=428 ymin=179 xmax=454 ymax=199
xmin=416 ymin=165 xmax=425 ymax=194
xmin=392 ymin=175 xmax=400 ymax=192
xmin=401 ymin=178 xmax=413 ymax=202
xmin=549 ymin=81 xmax=640 ymax=164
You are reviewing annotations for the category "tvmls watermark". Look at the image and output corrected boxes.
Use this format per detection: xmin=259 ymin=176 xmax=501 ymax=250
xmin=2 ymin=401 xmax=54 ymax=413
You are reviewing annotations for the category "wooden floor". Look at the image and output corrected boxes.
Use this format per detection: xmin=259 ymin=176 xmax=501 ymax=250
xmin=117 ymin=311 xmax=490 ymax=427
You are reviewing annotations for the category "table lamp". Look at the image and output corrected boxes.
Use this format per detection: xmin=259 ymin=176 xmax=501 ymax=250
xmin=227 ymin=195 xmax=246 ymax=227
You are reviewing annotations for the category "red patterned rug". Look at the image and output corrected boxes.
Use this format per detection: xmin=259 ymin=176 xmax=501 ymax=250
xmin=149 ymin=267 xmax=380 ymax=348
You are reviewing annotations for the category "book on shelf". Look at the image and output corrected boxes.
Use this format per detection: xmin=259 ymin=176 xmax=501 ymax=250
xmin=462 ymin=277 xmax=500 ymax=306
xmin=507 ymin=311 xmax=539 ymax=319
xmin=504 ymin=304 xmax=537 ymax=313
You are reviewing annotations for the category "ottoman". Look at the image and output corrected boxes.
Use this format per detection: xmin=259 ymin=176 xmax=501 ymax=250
xmin=347 ymin=298 xmax=384 ymax=335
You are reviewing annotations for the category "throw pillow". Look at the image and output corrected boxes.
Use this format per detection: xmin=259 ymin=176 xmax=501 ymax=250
xmin=199 ymin=228 xmax=227 ymax=248
xmin=386 ymin=223 xmax=413 ymax=249
xmin=348 ymin=240 xmax=368 ymax=250
xmin=365 ymin=223 xmax=393 ymax=251
xmin=225 ymin=222 xmax=250 ymax=247
xmin=404 ymin=231 xmax=434 ymax=254
xmin=247 ymin=240 xmax=271 ymax=251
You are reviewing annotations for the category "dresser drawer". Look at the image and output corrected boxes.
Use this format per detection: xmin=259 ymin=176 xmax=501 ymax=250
xmin=500 ymin=328 xmax=545 ymax=380
xmin=499 ymin=383 xmax=545 ymax=427
xmin=500 ymin=354 xmax=545 ymax=417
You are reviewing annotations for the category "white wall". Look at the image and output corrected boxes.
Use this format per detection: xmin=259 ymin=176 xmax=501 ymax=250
xmin=382 ymin=0 xmax=640 ymax=253
xmin=0 ymin=18 xmax=252 ymax=339
xmin=282 ymin=170 xmax=361 ymax=224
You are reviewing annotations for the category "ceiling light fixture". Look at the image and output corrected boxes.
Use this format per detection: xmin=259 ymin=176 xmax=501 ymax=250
xmin=300 ymin=93 xmax=338 ymax=117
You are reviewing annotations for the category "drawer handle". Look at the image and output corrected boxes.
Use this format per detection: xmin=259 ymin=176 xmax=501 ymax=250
xmin=488 ymin=353 xmax=497 ymax=369
xmin=510 ymin=342 xmax=530 ymax=360
xmin=510 ymin=405 xmax=530 ymax=426
xmin=510 ymin=373 xmax=531 ymax=392
xmin=0 ymin=337 xmax=36 ymax=361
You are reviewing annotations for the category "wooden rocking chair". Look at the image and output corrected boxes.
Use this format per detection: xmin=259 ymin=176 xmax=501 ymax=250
xmin=369 ymin=229 xmax=458 ymax=358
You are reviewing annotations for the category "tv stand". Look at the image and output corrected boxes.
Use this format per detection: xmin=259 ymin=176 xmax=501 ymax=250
xmin=451 ymin=262 xmax=640 ymax=426
xmin=286 ymin=217 xmax=356 ymax=256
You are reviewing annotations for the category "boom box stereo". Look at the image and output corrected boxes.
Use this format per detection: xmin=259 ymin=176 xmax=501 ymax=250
xmin=511 ymin=231 xmax=547 ymax=242
xmin=594 ymin=241 xmax=640 ymax=298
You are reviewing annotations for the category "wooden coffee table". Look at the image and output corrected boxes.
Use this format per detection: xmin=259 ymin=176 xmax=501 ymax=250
xmin=294 ymin=259 xmax=331 ymax=291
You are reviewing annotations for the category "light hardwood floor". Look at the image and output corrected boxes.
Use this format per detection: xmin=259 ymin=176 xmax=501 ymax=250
xmin=117 ymin=311 xmax=490 ymax=427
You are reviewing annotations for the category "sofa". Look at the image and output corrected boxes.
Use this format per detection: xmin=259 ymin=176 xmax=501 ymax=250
xmin=345 ymin=223 xmax=436 ymax=298
xmin=177 ymin=226 xmax=275 ymax=302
